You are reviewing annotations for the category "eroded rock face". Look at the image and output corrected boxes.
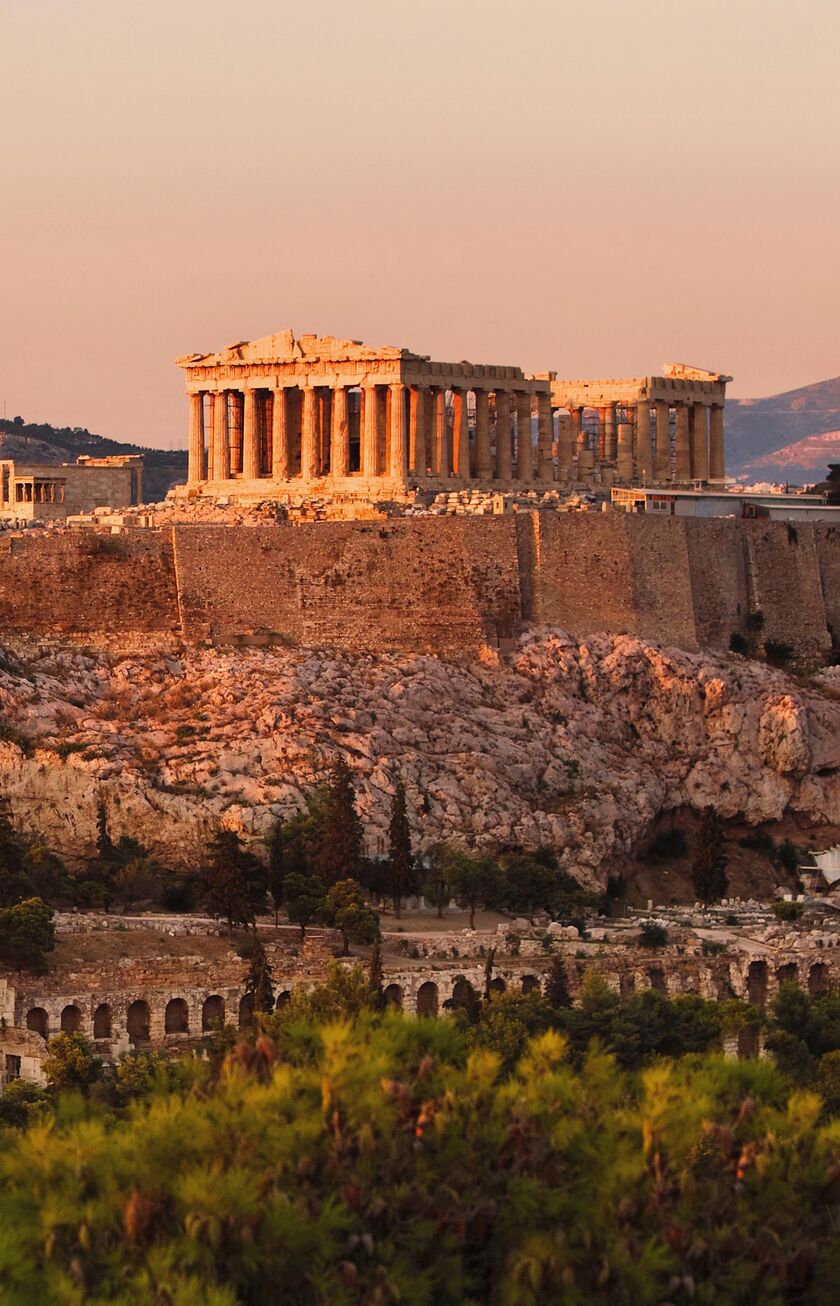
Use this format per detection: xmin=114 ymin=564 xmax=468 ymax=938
xmin=0 ymin=630 xmax=838 ymax=887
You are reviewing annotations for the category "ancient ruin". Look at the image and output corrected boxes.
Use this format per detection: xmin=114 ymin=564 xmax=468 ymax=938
xmin=178 ymin=331 xmax=730 ymax=496
xmin=0 ymin=453 xmax=144 ymax=522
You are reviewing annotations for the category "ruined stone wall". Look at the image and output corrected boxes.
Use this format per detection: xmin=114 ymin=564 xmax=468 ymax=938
xmin=0 ymin=532 xmax=180 ymax=635
xmin=684 ymin=518 xmax=750 ymax=647
xmin=743 ymin=522 xmax=831 ymax=660
xmin=815 ymin=525 xmax=840 ymax=646
xmin=172 ymin=520 xmax=521 ymax=656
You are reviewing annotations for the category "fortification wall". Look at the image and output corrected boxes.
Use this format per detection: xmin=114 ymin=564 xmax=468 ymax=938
xmin=815 ymin=525 xmax=840 ymax=646
xmin=744 ymin=522 xmax=831 ymax=660
xmin=684 ymin=518 xmax=750 ymax=647
xmin=172 ymin=520 xmax=521 ymax=656
xmin=0 ymin=531 xmax=179 ymax=635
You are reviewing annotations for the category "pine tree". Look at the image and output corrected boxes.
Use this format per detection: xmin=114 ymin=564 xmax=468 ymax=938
xmin=483 ymin=947 xmax=497 ymax=1002
xmin=0 ymin=797 xmax=28 ymax=907
xmin=315 ymin=760 xmax=364 ymax=887
xmin=546 ymin=956 xmax=572 ymax=1009
xmin=241 ymin=938 xmax=274 ymax=1015
xmin=692 ymin=808 xmax=729 ymax=904
xmin=201 ymin=830 xmax=268 ymax=934
xmin=386 ymin=777 xmax=417 ymax=918
xmin=368 ymin=940 xmax=384 ymax=1007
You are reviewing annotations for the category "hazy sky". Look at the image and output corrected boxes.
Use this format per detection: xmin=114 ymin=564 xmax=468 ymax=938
xmin=2 ymin=0 xmax=839 ymax=448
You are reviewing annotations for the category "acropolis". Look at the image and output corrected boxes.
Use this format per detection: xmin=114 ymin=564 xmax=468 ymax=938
xmin=178 ymin=330 xmax=731 ymax=497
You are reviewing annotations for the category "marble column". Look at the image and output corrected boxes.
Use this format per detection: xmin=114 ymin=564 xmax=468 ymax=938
xmin=452 ymin=388 xmax=470 ymax=478
xmin=432 ymin=387 xmax=449 ymax=477
xmin=272 ymin=388 xmax=289 ymax=480
xmin=388 ymin=382 xmax=407 ymax=479
xmin=474 ymin=389 xmax=492 ymax=481
xmin=674 ymin=403 xmax=691 ymax=481
xmin=212 ymin=391 xmax=230 ymax=481
xmin=691 ymin=403 xmax=709 ymax=481
xmin=709 ymin=404 xmax=726 ymax=481
xmin=301 ymin=385 xmax=319 ymax=479
xmin=362 ymin=384 xmax=379 ymax=477
xmin=227 ymin=392 xmax=243 ymax=475
xmin=187 ymin=393 xmax=204 ymax=483
xmin=331 ymin=387 xmax=349 ymax=478
xmin=409 ymin=386 xmax=427 ymax=479
xmin=243 ymin=390 xmax=260 ymax=479
xmin=516 ymin=392 xmax=533 ymax=480
xmin=635 ymin=401 xmax=653 ymax=482
xmin=596 ymin=407 xmax=607 ymax=462
xmin=319 ymin=390 xmax=331 ymax=474
xmin=495 ymin=390 xmax=512 ymax=480
xmin=616 ymin=413 xmax=634 ymax=481
xmin=653 ymin=401 xmax=671 ymax=482
xmin=556 ymin=411 xmax=575 ymax=480
xmin=537 ymin=392 xmax=553 ymax=481
xmin=604 ymin=403 xmax=617 ymax=461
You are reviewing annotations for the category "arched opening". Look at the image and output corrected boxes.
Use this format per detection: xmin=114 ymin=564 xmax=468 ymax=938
xmin=165 ymin=998 xmax=189 ymax=1034
xmin=521 ymin=974 xmax=540 ymax=994
xmin=451 ymin=976 xmax=475 ymax=1006
xmin=93 ymin=1004 xmax=112 ymax=1039
xmin=416 ymin=981 xmax=438 ymax=1017
xmin=776 ymin=963 xmax=798 ymax=988
xmin=489 ymin=976 xmax=506 ymax=995
xmin=201 ymin=995 xmax=225 ymax=1030
xmin=127 ymin=1000 xmax=150 ymax=1045
xmin=26 ymin=1007 xmax=48 ymax=1039
xmin=648 ymin=968 xmax=666 ymax=994
xmin=738 ymin=1027 xmax=760 ymax=1059
xmin=620 ymin=972 xmax=636 ymax=998
xmin=809 ymin=962 xmax=829 ymax=997
xmin=747 ymin=960 xmax=768 ymax=1007
xmin=274 ymin=991 xmax=291 ymax=1010
xmin=383 ymin=983 xmax=403 ymax=1009
xmin=239 ymin=993 xmax=255 ymax=1028
xmin=60 ymin=1004 xmax=81 ymax=1034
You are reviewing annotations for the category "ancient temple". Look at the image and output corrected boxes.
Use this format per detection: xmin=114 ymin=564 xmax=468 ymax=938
xmin=178 ymin=331 xmax=730 ymax=496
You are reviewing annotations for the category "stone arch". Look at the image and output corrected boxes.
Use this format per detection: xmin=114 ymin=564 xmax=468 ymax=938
xmin=416 ymin=981 xmax=438 ymax=1016
xmin=201 ymin=995 xmax=225 ymax=1030
xmin=648 ymin=968 xmax=666 ymax=994
xmin=127 ymin=1000 xmax=150 ymax=1044
xmin=383 ymin=983 xmax=403 ymax=1009
xmin=776 ymin=962 xmax=798 ymax=988
xmin=93 ymin=1004 xmax=112 ymax=1039
xmin=747 ymin=960 xmax=768 ymax=1007
xmin=60 ymin=1004 xmax=81 ymax=1034
xmin=489 ymin=976 xmax=506 ymax=995
xmin=26 ymin=1007 xmax=48 ymax=1039
xmin=275 ymin=991 xmax=291 ymax=1010
xmin=239 ymin=993 xmax=255 ymax=1027
xmin=165 ymin=998 xmax=189 ymax=1034
xmin=520 ymin=974 xmax=540 ymax=995
xmin=808 ymin=962 xmax=830 ymax=997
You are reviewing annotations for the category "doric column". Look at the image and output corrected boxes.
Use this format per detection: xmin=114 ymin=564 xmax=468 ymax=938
xmin=409 ymin=386 xmax=427 ymax=479
xmin=616 ymin=412 xmax=634 ymax=481
xmin=452 ymin=388 xmax=470 ymax=478
xmin=596 ymin=407 xmax=607 ymax=462
xmin=516 ymin=392 xmax=533 ymax=480
xmin=710 ymin=404 xmax=726 ymax=481
xmin=635 ymin=401 xmax=653 ymax=482
xmin=388 ymin=382 xmax=407 ymax=479
xmin=432 ymin=387 xmax=448 ymax=477
xmin=331 ymin=387 xmax=349 ymax=478
xmin=227 ymin=392 xmax=243 ymax=475
xmin=653 ymin=401 xmax=671 ymax=481
xmin=495 ymin=390 xmax=512 ymax=481
xmin=187 ymin=393 xmax=204 ymax=483
xmin=690 ymin=403 xmax=709 ymax=481
xmin=272 ymin=388 xmax=289 ymax=480
xmin=571 ymin=407 xmax=583 ymax=448
xmin=604 ymin=403 xmax=617 ymax=461
xmin=301 ymin=385 xmax=319 ymax=480
xmin=674 ymin=403 xmax=691 ymax=481
xmin=212 ymin=391 xmax=230 ymax=481
xmin=474 ymin=389 xmax=492 ymax=481
xmin=362 ymin=384 xmax=379 ymax=477
xmin=243 ymin=390 xmax=260 ymax=479
xmin=537 ymin=392 xmax=553 ymax=481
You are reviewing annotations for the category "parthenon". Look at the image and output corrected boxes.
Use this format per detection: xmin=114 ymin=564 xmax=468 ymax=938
xmin=178 ymin=331 xmax=731 ymax=496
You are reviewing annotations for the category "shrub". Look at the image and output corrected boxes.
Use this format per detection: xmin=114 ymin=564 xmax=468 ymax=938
xmin=765 ymin=640 xmax=794 ymax=668
xmin=639 ymin=921 xmax=668 ymax=948
xmin=729 ymin=632 xmax=749 ymax=655
xmin=772 ymin=899 xmax=803 ymax=922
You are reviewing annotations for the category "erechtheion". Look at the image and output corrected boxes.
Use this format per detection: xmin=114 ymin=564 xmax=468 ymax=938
xmin=178 ymin=331 xmax=730 ymax=496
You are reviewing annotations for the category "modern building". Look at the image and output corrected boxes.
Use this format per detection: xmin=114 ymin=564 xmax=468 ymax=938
xmin=611 ymin=485 xmax=840 ymax=522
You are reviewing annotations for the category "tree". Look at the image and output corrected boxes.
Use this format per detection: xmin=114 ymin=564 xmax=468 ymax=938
xmin=314 ymin=759 xmax=364 ymax=887
xmin=0 ymin=897 xmax=55 ymax=973
xmin=266 ymin=786 xmax=330 ymax=922
xmin=239 ymin=937 xmax=275 ymax=1015
xmin=43 ymin=1032 xmax=100 ymax=1094
xmin=386 ymin=778 xmax=417 ymax=917
xmin=201 ymin=830 xmax=268 ymax=934
xmin=691 ymin=807 xmax=729 ymax=903
xmin=445 ymin=851 xmax=504 ymax=929
xmin=422 ymin=843 xmax=451 ymax=918
xmin=115 ymin=857 xmax=162 ymax=912
xmin=323 ymin=878 xmax=380 ymax=955
xmin=283 ymin=872 xmax=326 ymax=940
xmin=546 ymin=956 xmax=572 ymax=1009
xmin=498 ymin=854 xmax=558 ymax=916
xmin=368 ymin=939 xmax=384 ymax=1006
xmin=0 ymin=797 xmax=27 ymax=907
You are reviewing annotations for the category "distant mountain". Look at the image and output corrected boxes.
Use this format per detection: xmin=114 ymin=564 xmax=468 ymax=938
xmin=727 ymin=376 xmax=840 ymax=484
xmin=0 ymin=417 xmax=187 ymax=502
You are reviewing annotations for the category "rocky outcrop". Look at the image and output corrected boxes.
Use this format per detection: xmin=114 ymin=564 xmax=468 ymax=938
xmin=0 ymin=631 xmax=839 ymax=887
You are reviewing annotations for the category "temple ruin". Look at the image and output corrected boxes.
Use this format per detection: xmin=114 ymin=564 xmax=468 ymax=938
xmin=0 ymin=453 xmax=144 ymax=522
xmin=178 ymin=331 xmax=730 ymax=497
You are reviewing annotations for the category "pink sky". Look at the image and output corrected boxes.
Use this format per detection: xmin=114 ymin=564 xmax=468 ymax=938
xmin=2 ymin=0 xmax=839 ymax=449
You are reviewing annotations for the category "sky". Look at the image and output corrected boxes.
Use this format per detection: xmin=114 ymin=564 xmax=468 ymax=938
xmin=1 ymin=0 xmax=839 ymax=449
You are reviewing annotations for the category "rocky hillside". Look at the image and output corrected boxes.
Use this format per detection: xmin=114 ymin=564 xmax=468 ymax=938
xmin=727 ymin=375 xmax=840 ymax=483
xmin=0 ymin=631 xmax=838 ymax=886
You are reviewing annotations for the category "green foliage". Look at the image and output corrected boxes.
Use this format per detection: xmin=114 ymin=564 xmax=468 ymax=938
xmin=386 ymin=776 xmax=417 ymax=916
xmin=201 ymin=829 xmax=268 ymax=933
xmin=265 ymin=784 xmax=329 ymax=914
xmin=691 ymin=806 xmax=729 ymax=903
xmin=772 ymin=898 xmax=804 ymax=922
xmin=238 ymin=937 xmax=275 ymax=1014
xmin=443 ymin=849 xmax=504 ymax=928
xmin=765 ymin=639 xmax=795 ymax=668
xmin=42 ymin=1031 xmax=100 ymax=1093
xmin=283 ymin=872 xmax=326 ymax=939
xmin=315 ymin=759 xmax=364 ymax=886
xmin=0 ymin=896 xmax=55 ymax=972
xmin=729 ymin=631 xmax=749 ymax=655
xmin=545 ymin=955 xmax=572 ymax=1009
xmin=323 ymin=878 xmax=380 ymax=955
xmin=115 ymin=856 xmax=163 ymax=911
xmin=0 ymin=1079 xmax=47 ymax=1129
xmin=638 ymin=921 xmax=668 ymax=948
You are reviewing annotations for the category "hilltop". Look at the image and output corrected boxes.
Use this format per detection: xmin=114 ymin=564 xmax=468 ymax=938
xmin=0 ymin=416 xmax=187 ymax=502
xmin=727 ymin=375 xmax=840 ymax=483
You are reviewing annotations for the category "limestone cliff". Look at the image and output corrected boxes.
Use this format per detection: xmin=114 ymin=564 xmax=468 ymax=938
xmin=0 ymin=631 xmax=838 ymax=886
